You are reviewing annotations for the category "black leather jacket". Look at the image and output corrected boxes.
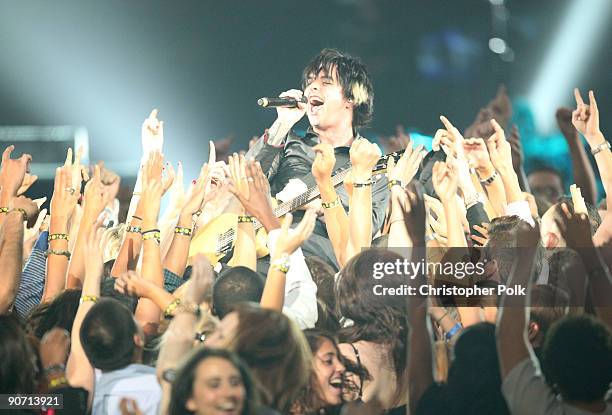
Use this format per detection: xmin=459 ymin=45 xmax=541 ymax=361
xmin=246 ymin=128 xmax=389 ymax=268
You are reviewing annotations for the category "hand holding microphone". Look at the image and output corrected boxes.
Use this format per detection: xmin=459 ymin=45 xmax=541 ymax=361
xmin=260 ymin=89 xmax=307 ymax=127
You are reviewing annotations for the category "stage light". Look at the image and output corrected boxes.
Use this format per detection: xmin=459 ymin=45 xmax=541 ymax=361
xmin=527 ymin=0 xmax=612 ymax=134
xmin=488 ymin=37 xmax=507 ymax=54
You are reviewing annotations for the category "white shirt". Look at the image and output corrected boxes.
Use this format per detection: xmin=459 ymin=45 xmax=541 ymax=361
xmin=502 ymin=357 xmax=612 ymax=415
xmin=92 ymin=364 xmax=161 ymax=415
xmin=505 ymin=200 xmax=535 ymax=226
xmin=267 ymin=229 xmax=318 ymax=329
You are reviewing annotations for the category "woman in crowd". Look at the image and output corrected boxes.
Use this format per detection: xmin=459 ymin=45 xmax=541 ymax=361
xmin=168 ymin=348 xmax=259 ymax=415
xmin=205 ymin=303 xmax=312 ymax=414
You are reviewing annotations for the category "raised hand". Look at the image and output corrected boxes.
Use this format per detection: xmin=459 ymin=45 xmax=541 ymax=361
xmin=485 ymin=119 xmax=513 ymax=173
xmin=17 ymin=173 xmax=38 ymax=196
xmin=50 ymin=166 xmax=79 ymax=220
xmin=181 ymin=163 xmax=209 ymax=216
xmin=276 ymin=89 xmax=306 ymax=126
xmin=228 ymin=156 xmax=279 ymax=229
xmin=434 ymin=116 xmax=465 ymax=159
xmin=312 ymin=143 xmax=336 ymax=184
xmin=470 ymin=223 xmax=489 ymax=247
xmin=140 ymin=151 xmax=165 ymax=227
xmin=0 ymin=145 xmax=32 ymax=200
xmin=82 ymin=165 xmax=109 ymax=220
xmin=184 ymin=254 xmax=214 ymax=305
xmin=272 ymin=210 xmax=317 ymax=261
xmin=432 ymin=160 xmax=458 ymax=202
xmin=556 ymin=107 xmax=578 ymax=141
xmin=572 ymin=89 xmax=602 ymax=145
xmin=570 ymin=184 xmax=588 ymax=215
xmin=114 ymin=270 xmax=156 ymax=298
xmin=9 ymin=195 xmax=40 ymax=227
xmin=401 ymin=181 xmax=427 ymax=245
xmin=556 ymin=202 xmax=593 ymax=248
xmin=64 ymin=146 xmax=87 ymax=195
xmin=83 ymin=220 xmax=105 ymax=282
xmin=141 ymin=109 xmax=164 ymax=157
xmin=386 ymin=141 xmax=425 ymax=184
xmin=463 ymin=137 xmax=492 ymax=171
xmin=349 ymin=138 xmax=380 ymax=180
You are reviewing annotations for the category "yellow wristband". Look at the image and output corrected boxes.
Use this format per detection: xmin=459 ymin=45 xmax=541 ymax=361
xmin=80 ymin=295 xmax=99 ymax=304
xmin=164 ymin=298 xmax=182 ymax=319
xmin=237 ymin=215 xmax=254 ymax=223
xmin=321 ymin=197 xmax=342 ymax=209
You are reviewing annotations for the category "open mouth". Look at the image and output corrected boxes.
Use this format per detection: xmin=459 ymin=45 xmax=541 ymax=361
xmin=215 ymin=402 xmax=237 ymax=413
xmin=309 ymin=96 xmax=324 ymax=113
xmin=329 ymin=378 xmax=343 ymax=389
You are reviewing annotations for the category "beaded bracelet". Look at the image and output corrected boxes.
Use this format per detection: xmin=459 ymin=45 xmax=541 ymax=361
xmin=11 ymin=208 xmax=28 ymax=222
xmin=174 ymin=226 xmax=193 ymax=236
xmin=48 ymin=376 xmax=69 ymax=389
xmin=164 ymin=298 xmax=182 ymax=319
xmin=353 ymin=180 xmax=372 ymax=188
xmin=479 ymin=170 xmax=498 ymax=186
xmin=48 ymin=233 xmax=69 ymax=242
xmin=45 ymin=249 xmax=71 ymax=259
xmin=0 ymin=207 xmax=8 ymax=214
xmin=321 ymin=197 xmax=342 ymax=209
xmin=80 ymin=295 xmax=99 ymax=304
xmin=270 ymin=254 xmax=291 ymax=274
xmin=237 ymin=215 xmax=254 ymax=223
xmin=126 ymin=226 xmax=142 ymax=233
xmin=142 ymin=232 xmax=161 ymax=242
xmin=387 ymin=179 xmax=403 ymax=189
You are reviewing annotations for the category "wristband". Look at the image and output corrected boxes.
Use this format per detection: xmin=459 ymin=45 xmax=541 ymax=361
xmin=237 ymin=215 xmax=254 ymax=223
xmin=44 ymin=364 xmax=66 ymax=376
xmin=321 ymin=197 xmax=342 ymax=209
xmin=126 ymin=226 xmax=142 ymax=233
xmin=142 ymin=232 xmax=161 ymax=242
xmin=45 ymin=249 xmax=71 ymax=259
xmin=464 ymin=193 xmax=483 ymax=210
xmin=80 ymin=295 xmax=99 ymax=304
xmin=48 ymin=233 xmax=69 ymax=242
xmin=387 ymin=179 xmax=403 ymax=189
xmin=353 ymin=179 xmax=372 ymax=188
xmin=164 ymin=298 xmax=182 ymax=319
xmin=591 ymin=141 xmax=611 ymax=156
xmin=0 ymin=207 xmax=8 ymax=214
xmin=48 ymin=376 xmax=69 ymax=389
xmin=270 ymin=254 xmax=291 ymax=273
xmin=478 ymin=170 xmax=498 ymax=186
xmin=174 ymin=226 xmax=193 ymax=236
xmin=445 ymin=322 xmax=462 ymax=341
xmin=131 ymin=215 xmax=143 ymax=221
xmin=177 ymin=301 xmax=201 ymax=318
xmin=11 ymin=208 xmax=28 ymax=222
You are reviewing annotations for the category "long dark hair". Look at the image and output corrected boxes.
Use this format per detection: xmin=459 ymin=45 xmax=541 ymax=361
xmin=0 ymin=314 xmax=38 ymax=394
xmin=168 ymin=348 xmax=258 ymax=415
xmin=335 ymin=248 xmax=409 ymax=407
xmin=229 ymin=304 xmax=312 ymax=413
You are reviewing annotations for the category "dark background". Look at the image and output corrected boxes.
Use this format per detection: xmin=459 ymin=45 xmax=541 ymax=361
xmin=1 ymin=0 xmax=610 ymax=182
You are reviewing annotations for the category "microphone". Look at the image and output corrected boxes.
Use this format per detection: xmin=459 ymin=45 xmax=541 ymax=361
xmin=257 ymin=96 xmax=307 ymax=108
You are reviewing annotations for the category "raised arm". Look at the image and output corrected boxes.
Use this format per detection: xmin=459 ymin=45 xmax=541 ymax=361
xmin=0 ymin=197 xmax=38 ymax=314
xmin=496 ymin=221 xmax=539 ymax=379
xmin=226 ymin=153 xmax=257 ymax=270
xmin=557 ymin=107 xmax=597 ymax=204
xmin=432 ymin=159 xmax=465 ymax=247
xmin=156 ymin=255 xmax=213 ymax=415
xmin=262 ymin=210 xmax=316 ymax=311
xmin=135 ymin=151 xmax=166 ymax=332
xmin=572 ymin=89 xmax=612 ymax=208
xmin=0 ymin=145 xmax=32 ymax=227
xmin=66 ymin=222 xmax=105 ymax=405
xmin=312 ymin=143 xmax=350 ymax=265
xmin=44 ymin=166 xmax=80 ymax=301
xmin=346 ymin=138 xmax=381 ymax=258
xmin=163 ymin=162 xmax=209 ymax=276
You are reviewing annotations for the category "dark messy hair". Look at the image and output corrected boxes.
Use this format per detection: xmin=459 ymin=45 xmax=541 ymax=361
xmin=26 ymin=289 xmax=82 ymax=339
xmin=542 ymin=314 xmax=612 ymax=402
xmin=212 ymin=266 xmax=265 ymax=318
xmin=301 ymin=48 xmax=374 ymax=130
xmin=0 ymin=314 xmax=38 ymax=394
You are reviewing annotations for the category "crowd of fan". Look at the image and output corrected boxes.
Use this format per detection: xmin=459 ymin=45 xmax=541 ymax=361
xmin=0 ymin=86 xmax=611 ymax=415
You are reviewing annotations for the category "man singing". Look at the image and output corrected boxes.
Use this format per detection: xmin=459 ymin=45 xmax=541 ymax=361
xmin=247 ymin=48 xmax=389 ymax=270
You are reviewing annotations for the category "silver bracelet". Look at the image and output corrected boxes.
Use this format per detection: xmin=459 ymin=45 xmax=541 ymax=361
xmin=591 ymin=141 xmax=611 ymax=156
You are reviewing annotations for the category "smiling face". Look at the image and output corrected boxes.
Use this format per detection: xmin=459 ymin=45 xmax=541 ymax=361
xmin=186 ymin=357 xmax=246 ymax=415
xmin=312 ymin=338 xmax=345 ymax=406
xmin=303 ymin=66 xmax=353 ymax=133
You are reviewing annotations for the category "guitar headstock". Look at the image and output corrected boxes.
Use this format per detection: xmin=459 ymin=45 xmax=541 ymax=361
xmin=373 ymin=150 xmax=405 ymax=174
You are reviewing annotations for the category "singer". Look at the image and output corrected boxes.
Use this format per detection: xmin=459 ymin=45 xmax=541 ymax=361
xmin=246 ymin=48 xmax=389 ymax=270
